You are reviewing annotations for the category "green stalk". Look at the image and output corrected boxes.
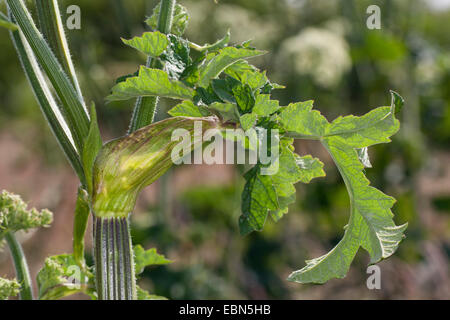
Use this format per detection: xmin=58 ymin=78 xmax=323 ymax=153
xmin=95 ymin=0 xmax=177 ymax=300
xmin=6 ymin=0 xmax=89 ymax=153
xmin=128 ymin=0 xmax=176 ymax=133
xmin=5 ymin=232 xmax=33 ymax=300
xmin=94 ymin=216 xmax=136 ymax=300
xmin=34 ymin=0 xmax=84 ymax=99
xmin=8 ymin=10 xmax=86 ymax=185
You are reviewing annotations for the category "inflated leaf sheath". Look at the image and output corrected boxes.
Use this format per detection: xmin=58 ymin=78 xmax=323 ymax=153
xmin=92 ymin=116 xmax=220 ymax=218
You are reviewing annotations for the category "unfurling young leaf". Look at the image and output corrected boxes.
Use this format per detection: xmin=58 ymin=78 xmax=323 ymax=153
xmin=146 ymin=1 xmax=189 ymax=37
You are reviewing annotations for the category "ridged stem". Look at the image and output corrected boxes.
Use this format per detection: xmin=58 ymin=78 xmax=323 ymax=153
xmin=7 ymin=9 xmax=85 ymax=185
xmin=128 ymin=0 xmax=176 ymax=133
xmin=6 ymin=0 xmax=90 ymax=153
xmin=34 ymin=0 xmax=84 ymax=99
xmin=93 ymin=216 xmax=136 ymax=300
xmin=5 ymin=232 xmax=33 ymax=300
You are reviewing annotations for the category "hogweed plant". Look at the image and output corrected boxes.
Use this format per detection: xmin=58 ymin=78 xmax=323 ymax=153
xmin=0 ymin=0 xmax=407 ymax=300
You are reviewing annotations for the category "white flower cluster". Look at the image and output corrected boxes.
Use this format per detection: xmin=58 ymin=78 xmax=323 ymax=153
xmin=278 ymin=27 xmax=352 ymax=88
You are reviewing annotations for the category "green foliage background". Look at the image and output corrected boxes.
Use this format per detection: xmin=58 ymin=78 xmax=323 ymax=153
xmin=0 ymin=0 xmax=449 ymax=299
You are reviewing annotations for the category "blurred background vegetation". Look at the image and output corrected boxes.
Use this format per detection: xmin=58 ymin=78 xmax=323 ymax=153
xmin=0 ymin=0 xmax=449 ymax=299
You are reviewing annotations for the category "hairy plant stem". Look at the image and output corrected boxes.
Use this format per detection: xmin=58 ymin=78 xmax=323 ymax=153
xmin=7 ymin=10 xmax=86 ymax=185
xmin=128 ymin=0 xmax=176 ymax=133
xmin=5 ymin=232 xmax=33 ymax=300
xmin=93 ymin=216 xmax=136 ymax=300
xmin=7 ymin=0 xmax=89 ymax=152
xmin=34 ymin=0 xmax=84 ymax=99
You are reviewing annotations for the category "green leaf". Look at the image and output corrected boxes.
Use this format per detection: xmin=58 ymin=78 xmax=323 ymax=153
xmin=267 ymin=141 xmax=324 ymax=222
xmin=252 ymin=94 xmax=280 ymax=117
xmin=240 ymin=113 xmax=257 ymax=131
xmin=296 ymin=155 xmax=326 ymax=183
xmin=168 ymin=100 xmax=212 ymax=117
xmin=0 ymin=190 xmax=53 ymax=238
xmin=390 ymin=90 xmax=404 ymax=114
xmin=190 ymin=30 xmax=231 ymax=52
xmin=0 ymin=11 xmax=18 ymax=30
xmin=207 ymin=102 xmax=240 ymax=123
xmin=211 ymin=78 xmax=237 ymax=103
xmin=0 ymin=277 xmax=20 ymax=300
xmin=72 ymin=188 xmax=90 ymax=267
xmin=37 ymin=254 xmax=95 ymax=300
xmin=146 ymin=2 xmax=189 ymax=36
xmin=233 ymin=83 xmax=255 ymax=114
xmin=107 ymin=67 xmax=194 ymax=101
xmin=82 ymin=104 xmax=102 ymax=196
xmin=92 ymin=117 xmax=221 ymax=218
xmin=122 ymin=31 xmax=169 ymax=57
xmin=160 ymin=34 xmax=191 ymax=79
xmin=325 ymin=106 xmax=399 ymax=147
xmin=137 ymin=286 xmax=168 ymax=300
xmin=134 ymin=245 xmax=172 ymax=275
xmin=240 ymin=166 xmax=278 ymax=233
xmin=197 ymin=47 xmax=266 ymax=87
xmin=279 ymin=100 xmax=330 ymax=138
xmin=194 ymin=86 xmax=223 ymax=105
xmin=225 ymin=60 xmax=268 ymax=90
xmin=286 ymin=93 xmax=406 ymax=284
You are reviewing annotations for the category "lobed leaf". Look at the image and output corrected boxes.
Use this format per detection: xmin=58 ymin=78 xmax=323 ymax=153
xmin=134 ymin=245 xmax=172 ymax=275
xmin=197 ymin=47 xmax=266 ymax=87
xmin=122 ymin=31 xmax=169 ymax=57
xmin=37 ymin=254 xmax=95 ymax=300
xmin=240 ymin=140 xmax=325 ymax=234
xmin=279 ymin=100 xmax=329 ymax=138
xmin=107 ymin=67 xmax=194 ymax=102
xmin=285 ymin=92 xmax=406 ymax=284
